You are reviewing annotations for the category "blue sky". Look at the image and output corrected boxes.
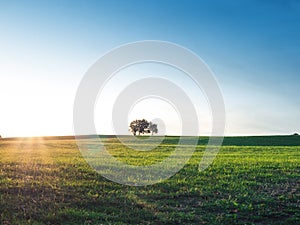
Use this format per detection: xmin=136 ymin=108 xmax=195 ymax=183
xmin=0 ymin=0 xmax=299 ymax=137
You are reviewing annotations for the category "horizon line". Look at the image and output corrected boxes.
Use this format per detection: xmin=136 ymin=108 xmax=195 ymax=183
xmin=1 ymin=133 xmax=299 ymax=140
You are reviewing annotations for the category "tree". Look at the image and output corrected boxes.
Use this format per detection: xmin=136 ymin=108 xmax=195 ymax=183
xmin=129 ymin=119 xmax=158 ymax=136
xmin=129 ymin=119 xmax=148 ymax=136
xmin=149 ymin=122 xmax=158 ymax=135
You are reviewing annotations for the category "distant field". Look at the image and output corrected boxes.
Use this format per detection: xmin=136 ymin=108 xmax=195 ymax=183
xmin=0 ymin=136 xmax=299 ymax=224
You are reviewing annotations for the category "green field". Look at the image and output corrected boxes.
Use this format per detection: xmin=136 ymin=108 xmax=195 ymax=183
xmin=0 ymin=136 xmax=299 ymax=224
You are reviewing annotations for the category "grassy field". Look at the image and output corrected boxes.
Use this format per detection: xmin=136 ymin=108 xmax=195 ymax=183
xmin=0 ymin=136 xmax=299 ymax=224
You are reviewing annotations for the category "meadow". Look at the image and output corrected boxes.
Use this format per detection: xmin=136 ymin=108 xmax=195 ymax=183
xmin=0 ymin=135 xmax=299 ymax=224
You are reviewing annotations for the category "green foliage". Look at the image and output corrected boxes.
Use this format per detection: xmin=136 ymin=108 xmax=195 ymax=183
xmin=0 ymin=136 xmax=299 ymax=224
xmin=129 ymin=119 xmax=158 ymax=136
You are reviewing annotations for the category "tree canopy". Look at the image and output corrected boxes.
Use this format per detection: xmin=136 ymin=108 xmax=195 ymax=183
xmin=129 ymin=119 xmax=158 ymax=136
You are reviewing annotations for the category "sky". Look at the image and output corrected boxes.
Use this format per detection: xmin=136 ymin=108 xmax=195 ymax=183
xmin=0 ymin=0 xmax=299 ymax=137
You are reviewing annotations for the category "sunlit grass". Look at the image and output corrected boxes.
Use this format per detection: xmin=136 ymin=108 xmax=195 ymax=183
xmin=0 ymin=136 xmax=299 ymax=224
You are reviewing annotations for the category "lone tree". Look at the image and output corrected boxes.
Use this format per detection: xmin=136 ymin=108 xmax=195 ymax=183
xmin=129 ymin=119 xmax=158 ymax=136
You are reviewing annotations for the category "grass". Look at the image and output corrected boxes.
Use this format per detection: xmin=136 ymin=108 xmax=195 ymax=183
xmin=0 ymin=136 xmax=299 ymax=224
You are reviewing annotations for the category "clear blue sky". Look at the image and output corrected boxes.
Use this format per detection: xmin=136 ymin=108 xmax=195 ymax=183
xmin=0 ymin=0 xmax=299 ymax=137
